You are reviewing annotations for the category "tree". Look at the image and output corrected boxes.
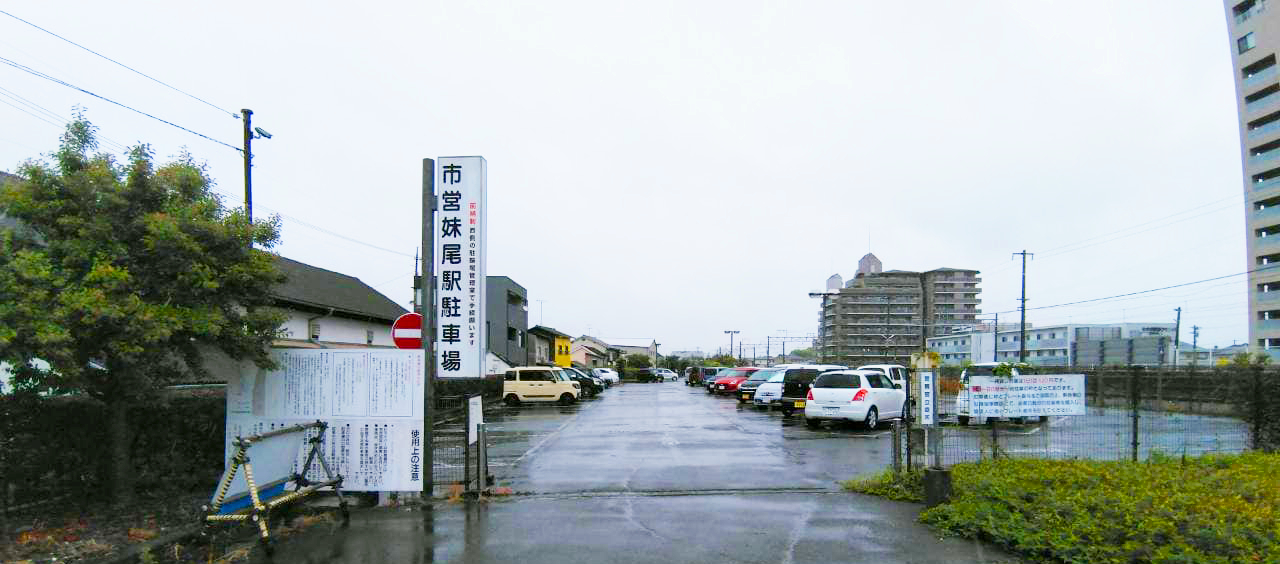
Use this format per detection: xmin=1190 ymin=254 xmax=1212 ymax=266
xmin=623 ymin=353 xmax=652 ymax=369
xmin=705 ymin=353 xmax=736 ymax=366
xmin=788 ymin=347 xmax=817 ymax=360
xmin=0 ymin=117 xmax=286 ymax=503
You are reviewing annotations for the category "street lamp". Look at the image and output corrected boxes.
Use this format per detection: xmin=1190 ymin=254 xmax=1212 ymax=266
xmin=724 ymin=330 xmax=739 ymax=363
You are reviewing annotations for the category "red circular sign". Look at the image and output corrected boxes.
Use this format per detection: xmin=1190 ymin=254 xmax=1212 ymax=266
xmin=392 ymin=312 xmax=423 ymax=349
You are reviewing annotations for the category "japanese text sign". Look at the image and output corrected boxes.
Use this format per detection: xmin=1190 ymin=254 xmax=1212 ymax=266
xmin=967 ymin=374 xmax=1086 ymax=418
xmin=435 ymin=156 xmax=487 ymax=379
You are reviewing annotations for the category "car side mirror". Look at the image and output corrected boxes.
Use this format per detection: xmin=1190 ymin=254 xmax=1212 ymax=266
xmin=894 ymin=383 xmax=902 ymax=389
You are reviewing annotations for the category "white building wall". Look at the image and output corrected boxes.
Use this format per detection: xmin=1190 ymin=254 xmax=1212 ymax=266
xmin=279 ymin=310 xmax=395 ymax=346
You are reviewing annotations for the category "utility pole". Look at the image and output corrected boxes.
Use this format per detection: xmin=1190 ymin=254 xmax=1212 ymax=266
xmin=1192 ymin=325 xmax=1200 ymax=367
xmin=1013 ymin=250 xmax=1034 ymax=363
xmin=420 ymin=158 xmax=436 ymax=495
xmin=766 ymin=336 xmax=771 ymax=364
xmin=1173 ymin=307 xmax=1182 ymax=368
xmin=242 ymin=109 xmax=253 ymax=226
xmin=725 ymin=330 xmax=739 ymax=362
xmin=993 ymin=312 xmax=999 ymax=363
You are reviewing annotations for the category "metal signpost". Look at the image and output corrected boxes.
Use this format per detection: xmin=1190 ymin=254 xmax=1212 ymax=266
xmin=422 ymin=156 xmax=487 ymax=497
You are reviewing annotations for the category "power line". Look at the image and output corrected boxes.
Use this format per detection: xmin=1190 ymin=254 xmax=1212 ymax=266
xmin=0 ymin=55 xmax=241 ymax=152
xmin=986 ymin=266 xmax=1269 ymax=316
xmin=0 ymin=9 xmax=239 ymax=119
xmin=0 ymin=88 xmax=129 ymax=153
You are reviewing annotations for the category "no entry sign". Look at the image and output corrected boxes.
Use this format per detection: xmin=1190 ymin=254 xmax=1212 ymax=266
xmin=392 ymin=312 xmax=423 ymax=349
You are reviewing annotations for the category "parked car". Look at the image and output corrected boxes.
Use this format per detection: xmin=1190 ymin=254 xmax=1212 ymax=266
xmin=955 ymin=362 xmax=1036 ymax=425
xmin=804 ymin=369 xmax=906 ymax=429
xmin=563 ymin=367 xmax=604 ymax=396
xmin=634 ymin=367 xmax=661 ymax=383
xmin=855 ymin=364 xmax=908 ymax=389
xmin=710 ymin=367 xmax=760 ymax=395
xmin=751 ymin=364 xmax=847 ymax=415
xmin=590 ymin=367 xmax=620 ymax=386
xmin=655 ymin=368 xmax=679 ymax=381
xmin=686 ymin=366 xmax=724 ymax=387
xmin=737 ymin=368 xmax=779 ymax=403
xmin=503 ymin=366 xmax=580 ymax=406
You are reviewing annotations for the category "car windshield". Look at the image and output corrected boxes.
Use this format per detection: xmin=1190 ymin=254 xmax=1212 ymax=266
xmin=749 ymin=369 xmax=780 ymax=381
xmin=553 ymin=370 xmax=570 ymax=381
xmin=813 ymin=372 xmax=858 ymax=389
xmin=767 ymin=373 xmax=785 ymax=383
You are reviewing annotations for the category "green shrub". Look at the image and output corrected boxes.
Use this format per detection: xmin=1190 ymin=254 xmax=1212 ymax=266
xmin=919 ymin=453 xmax=1280 ymax=564
xmin=843 ymin=467 xmax=924 ymax=503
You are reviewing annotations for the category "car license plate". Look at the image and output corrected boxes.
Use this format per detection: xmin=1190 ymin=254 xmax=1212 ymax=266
xmin=742 ymin=393 xmax=750 ymax=400
xmin=793 ymin=401 xmax=805 ymax=408
xmin=824 ymin=407 xmax=839 ymax=414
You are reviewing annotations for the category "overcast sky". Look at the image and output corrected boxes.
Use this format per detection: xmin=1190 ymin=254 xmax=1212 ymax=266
xmin=0 ymin=1 xmax=1248 ymax=355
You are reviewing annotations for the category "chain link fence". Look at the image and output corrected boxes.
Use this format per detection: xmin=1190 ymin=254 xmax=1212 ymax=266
xmin=907 ymin=365 xmax=1276 ymax=469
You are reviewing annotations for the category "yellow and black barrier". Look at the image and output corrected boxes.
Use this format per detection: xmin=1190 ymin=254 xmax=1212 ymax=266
xmin=201 ymin=421 xmax=348 ymax=554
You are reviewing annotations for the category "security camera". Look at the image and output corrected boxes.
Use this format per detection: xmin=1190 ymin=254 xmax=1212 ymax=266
xmin=254 ymin=127 xmax=272 ymax=139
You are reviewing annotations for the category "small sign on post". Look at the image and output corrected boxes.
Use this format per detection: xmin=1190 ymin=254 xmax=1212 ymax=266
xmin=468 ymin=395 xmax=483 ymax=445
xmin=920 ymin=370 xmax=936 ymax=426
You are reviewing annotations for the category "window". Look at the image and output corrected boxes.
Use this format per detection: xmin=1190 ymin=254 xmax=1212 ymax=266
xmin=505 ymin=370 xmax=517 ymax=381
xmin=814 ymin=372 xmax=856 ymax=388
xmin=309 ymin=320 xmax=321 ymax=341
xmin=1240 ymin=32 xmax=1257 ymax=54
xmin=508 ymin=327 xmax=518 ymax=341
xmin=366 ymin=329 xmax=374 ymax=345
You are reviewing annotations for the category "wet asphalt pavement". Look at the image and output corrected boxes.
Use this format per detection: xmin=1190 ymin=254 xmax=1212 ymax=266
xmin=257 ymin=381 xmax=1019 ymax=563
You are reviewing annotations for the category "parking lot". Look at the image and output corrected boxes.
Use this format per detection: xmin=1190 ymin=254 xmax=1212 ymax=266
xmin=477 ymin=378 xmax=903 ymax=494
xmin=260 ymin=380 xmax=1017 ymax=564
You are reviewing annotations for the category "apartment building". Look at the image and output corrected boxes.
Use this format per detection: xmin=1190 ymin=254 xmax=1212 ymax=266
xmin=1225 ymin=0 xmax=1280 ymax=359
xmin=816 ymin=255 xmax=980 ymax=366
xmin=927 ymin=323 xmax=1178 ymax=367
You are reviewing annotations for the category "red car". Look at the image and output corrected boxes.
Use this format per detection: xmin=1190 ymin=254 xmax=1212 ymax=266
xmin=709 ymin=367 xmax=760 ymax=395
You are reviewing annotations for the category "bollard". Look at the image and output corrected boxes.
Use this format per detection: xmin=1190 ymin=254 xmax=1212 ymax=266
xmin=923 ymin=467 xmax=952 ymax=507
xmin=891 ymin=420 xmax=903 ymax=476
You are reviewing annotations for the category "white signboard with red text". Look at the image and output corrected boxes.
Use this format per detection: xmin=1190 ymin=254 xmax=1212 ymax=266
xmin=966 ymin=374 xmax=1087 ymax=418
xmin=225 ymin=349 xmax=426 ymax=491
xmin=434 ymin=156 xmax=487 ymax=379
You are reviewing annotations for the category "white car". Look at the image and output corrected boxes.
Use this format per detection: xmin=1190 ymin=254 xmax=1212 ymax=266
xmin=955 ymin=362 xmax=1032 ymax=425
xmin=752 ymin=372 xmax=785 ymax=407
xmin=655 ymin=368 xmax=679 ymax=381
xmin=855 ymin=364 xmax=908 ymax=389
xmin=590 ymin=367 xmax=620 ymax=385
xmin=803 ymin=369 xmax=906 ymax=429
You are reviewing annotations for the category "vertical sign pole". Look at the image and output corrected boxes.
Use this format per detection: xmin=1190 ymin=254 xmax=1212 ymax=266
xmin=463 ymin=399 xmax=472 ymax=493
xmin=421 ymin=158 xmax=436 ymax=496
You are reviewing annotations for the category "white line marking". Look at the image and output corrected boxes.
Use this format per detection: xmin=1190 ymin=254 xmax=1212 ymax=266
xmin=393 ymin=328 xmax=421 ymax=339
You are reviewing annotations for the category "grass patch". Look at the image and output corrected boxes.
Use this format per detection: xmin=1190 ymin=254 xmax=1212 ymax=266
xmin=843 ymin=467 xmax=925 ymax=503
xmin=913 ymin=452 xmax=1280 ymax=563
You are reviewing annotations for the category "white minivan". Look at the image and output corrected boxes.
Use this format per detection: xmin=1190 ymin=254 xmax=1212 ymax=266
xmin=503 ymin=366 xmax=581 ymax=406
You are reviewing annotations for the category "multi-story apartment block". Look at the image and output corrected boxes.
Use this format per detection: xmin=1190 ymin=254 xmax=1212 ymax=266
xmin=1225 ymin=0 xmax=1280 ymax=358
xmin=816 ymin=255 xmax=981 ymax=366
xmin=927 ymin=323 xmax=1178 ymax=367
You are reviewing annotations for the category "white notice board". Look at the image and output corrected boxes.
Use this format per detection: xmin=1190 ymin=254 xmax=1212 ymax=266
xmin=225 ymin=349 xmax=426 ymax=491
xmin=967 ymin=374 xmax=1086 ymax=418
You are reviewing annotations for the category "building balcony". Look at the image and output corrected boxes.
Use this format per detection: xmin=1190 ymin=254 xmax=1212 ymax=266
xmin=1250 ymin=118 xmax=1280 ymax=140
xmin=1256 ymin=235 xmax=1280 ymax=254
xmin=1245 ymin=64 xmax=1279 ymax=90
xmin=1257 ymin=291 xmax=1280 ymax=305
xmin=1256 ymin=319 xmax=1280 ymax=332
xmin=1248 ymin=90 xmax=1280 ymax=115
xmin=1029 ymin=338 xmax=1068 ymax=349
xmin=1256 ymin=204 xmax=1280 ymax=223
xmin=1252 ymin=147 xmax=1280 ymax=166
xmin=1255 ymin=176 xmax=1280 ymax=192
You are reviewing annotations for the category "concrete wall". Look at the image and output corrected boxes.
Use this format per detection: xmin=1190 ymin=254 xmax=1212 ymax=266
xmin=279 ymin=310 xmax=394 ymax=346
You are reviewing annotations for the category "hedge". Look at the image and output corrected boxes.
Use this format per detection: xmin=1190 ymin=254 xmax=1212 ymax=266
xmin=850 ymin=453 xmax=1280 ymax=563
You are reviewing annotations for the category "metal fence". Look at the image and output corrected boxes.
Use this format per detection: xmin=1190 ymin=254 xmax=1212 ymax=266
xmin=907 ymin=365 xmax=1275 ymax=469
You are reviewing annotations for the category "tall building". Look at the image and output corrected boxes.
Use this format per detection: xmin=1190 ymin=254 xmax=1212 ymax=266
xmin=817 ymin=256 xmax=981 ymax=366
xmin=1226 ymin=0 xmax=1280 ymax=358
